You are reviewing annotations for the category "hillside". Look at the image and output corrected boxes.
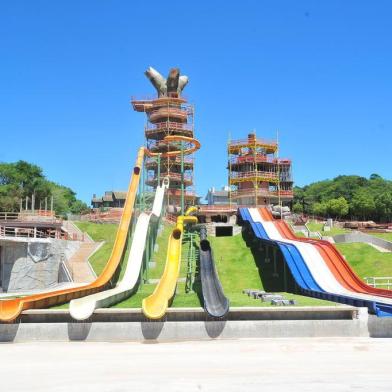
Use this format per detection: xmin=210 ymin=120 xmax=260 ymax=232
xmin=294 ymin=174 xmax=392 ymax=222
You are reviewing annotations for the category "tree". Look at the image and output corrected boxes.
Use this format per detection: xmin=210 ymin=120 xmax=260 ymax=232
xmin=326 ymin=197 xmax=349 ymax=219
xmin=351 ymin=189 xmax=376 ymax=220
xmin=0 ymin=161 xmax=87 ymax=216
xmin=294 ymin=174 xmax=392 ymax=222
xmin=375 ymin=192 xmax=392 ymax=222
xmin=312 ymin=202 xmax=327 ymax=217
xmin=292 ymin=202 xmax=303 ymax=214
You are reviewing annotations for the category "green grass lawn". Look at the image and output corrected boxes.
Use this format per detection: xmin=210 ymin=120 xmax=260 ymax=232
xmin=370 ymin=232 xmax=392 ymax=242
xmin=54 ymin=220 xmax=392 ymax=311
xmin=306 ymin=221 xmax=349 ymax=237
xmin=334 ymin=242 xmax=392 ymax=279
xmin=67 ymin=221 xmax=335 ymax=309
xmin=75 ymin=221 xmax=118 ymax=275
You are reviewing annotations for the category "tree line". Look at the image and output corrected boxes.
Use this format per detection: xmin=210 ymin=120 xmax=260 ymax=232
xmin=0 ymin=161 xmax=89 ymax=216
xmin=293 ymin=174 xmax=392 ymax=222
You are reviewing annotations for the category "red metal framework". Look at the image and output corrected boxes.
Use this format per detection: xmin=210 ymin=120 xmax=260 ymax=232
xmin=131 ymin=94 xmax=197 ymax=209
xmin=228 ymin=132 xmax=293 ymax=207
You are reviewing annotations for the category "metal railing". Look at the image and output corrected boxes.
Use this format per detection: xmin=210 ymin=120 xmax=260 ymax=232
xmin=229 ymin=155 xmax=291 ymax=165
xmin=0 ymin=211 xmax=62 ymax=223
xmin=229 ymin=171 xmax=279 ymax=182
xmin=364 ymin=277 xmax=392 ymax=290
xmin=228 ymin=137 xmax=277 ymax=150
xmin=230 ymin=189 xmax=293 ymax=198
xmin=0 ymin=225 xmax=84 ymax=241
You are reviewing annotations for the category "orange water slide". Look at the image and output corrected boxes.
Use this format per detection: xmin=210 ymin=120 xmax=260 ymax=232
xmin=260 ymin=207 xmax=392 ymax=298
xmin=0 ymin=148 xmax=145 ymax=322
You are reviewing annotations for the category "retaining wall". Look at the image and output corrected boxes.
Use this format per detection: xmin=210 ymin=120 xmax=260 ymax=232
xmin=0 ymin=306 xmax=381 ymax=342
xmin=334 ymin=231 xmax=392 ymax=251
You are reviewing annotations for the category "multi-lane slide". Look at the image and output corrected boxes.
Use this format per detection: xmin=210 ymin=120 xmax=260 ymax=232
xmin=240 ymin=207 xmax=392 ymax=316
xmin=0 ymin=148 xmax=145 ymax=322
xmin=142 ymin=207 xmax=198 ymax=319
xmin=261 ymin=207 xmax=392 ymax=299
xmin=199 ymin=226 xmax=229 ymax=318
xmin=69 ymin=177 xmax=169 ymax=320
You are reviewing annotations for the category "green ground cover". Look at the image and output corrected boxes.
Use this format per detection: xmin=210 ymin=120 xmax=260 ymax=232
xmin=75 ymin=221 xmax=118 ymax=275
xmin=306 ymin=221 xmax=349 ymax=236
xmin=56 ymin=220 xmax=392 ymax=311
xmin=370 ymin=232 xmax=392 ymax=242
xmin=63 ymin=221 xmax=336 ymax=309
xmin=334 ymin=242 xmax=392 ymax=279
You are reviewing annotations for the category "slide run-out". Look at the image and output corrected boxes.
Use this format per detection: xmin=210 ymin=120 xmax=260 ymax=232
xmin=69 ymin=177 xmax=169 ymax=320
xmin=0 ymin=148 xmax=144 ymax=322
xmin=142 ymin=208 xmax=198 ymax=319
xmin=199 ymin=226 xmax=229 ymax=318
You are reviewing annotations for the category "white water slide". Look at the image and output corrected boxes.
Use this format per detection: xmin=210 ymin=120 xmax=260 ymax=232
xmin=248 ymin=208 xmax=392 ymax=306
xmin=69 ymin=178 xmax=169 ymax=320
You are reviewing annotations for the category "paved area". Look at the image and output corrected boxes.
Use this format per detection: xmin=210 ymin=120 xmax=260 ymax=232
xmin=0 ymin=337 xmax=391 ymax=391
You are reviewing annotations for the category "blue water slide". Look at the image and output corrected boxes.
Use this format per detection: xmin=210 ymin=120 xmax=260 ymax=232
xmin=239 ymin=208 xmax=392 ymax=316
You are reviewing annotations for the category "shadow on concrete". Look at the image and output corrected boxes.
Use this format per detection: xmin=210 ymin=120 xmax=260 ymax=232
xmin=141 ymin=319 xmax=164 ymax=340
xmin=204 ymin=319 xmax=226 ymax=338
xmin=0 ymin=323 xmax=18 ymax=342
xmin=67 ymin=322 xmax=92 ymax=341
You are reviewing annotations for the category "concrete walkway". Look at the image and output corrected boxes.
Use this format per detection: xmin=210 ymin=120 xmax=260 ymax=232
xmin=0 ymin=338 xmax=391 ymax=391
xmin=65 ymin=242 xmax=100 ymax=283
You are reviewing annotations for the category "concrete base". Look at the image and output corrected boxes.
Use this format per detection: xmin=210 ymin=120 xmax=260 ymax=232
xmin=0 ymin=306 xmax=381 ymax=342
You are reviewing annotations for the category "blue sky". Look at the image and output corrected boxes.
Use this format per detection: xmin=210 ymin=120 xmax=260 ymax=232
xmin=1 ymin=1 xmax=391 ymax=203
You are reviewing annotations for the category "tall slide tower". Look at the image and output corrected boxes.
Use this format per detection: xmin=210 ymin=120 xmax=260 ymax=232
xmin=228 ymin=132 xmax=293 ymax=207
xmin=131 ymin=67 xmax=196 ymax=213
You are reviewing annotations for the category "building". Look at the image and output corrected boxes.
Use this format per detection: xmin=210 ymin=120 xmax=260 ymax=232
xmin=131 ymin=67 xmax=197 ymax=213
xmin=228 ymin=132 xmax=293 ymax=206
xmin=91 ymin=191 xmax=127 ymax=209
xmin=205 ymin=186 xmax=231 ymax=205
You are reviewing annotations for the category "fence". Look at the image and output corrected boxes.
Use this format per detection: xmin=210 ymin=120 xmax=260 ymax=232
xmin=365 ymin=277 xmax=392 ymax=290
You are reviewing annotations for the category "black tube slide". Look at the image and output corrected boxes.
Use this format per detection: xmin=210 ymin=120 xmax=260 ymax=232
xmin=199 ymin=226 xmax=229 ymax=318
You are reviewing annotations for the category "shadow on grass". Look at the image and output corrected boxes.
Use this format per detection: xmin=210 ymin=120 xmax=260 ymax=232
xmin=241 ymin=222 xmax=297 ymax=294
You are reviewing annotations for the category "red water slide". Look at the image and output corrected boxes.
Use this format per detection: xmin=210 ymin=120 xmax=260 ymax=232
xmin=259 ymin=207 xmax=392 ymax=298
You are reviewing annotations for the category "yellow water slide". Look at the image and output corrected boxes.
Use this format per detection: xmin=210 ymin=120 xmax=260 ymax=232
xmin=142 ymin=207 xmax=197 ymax=319
xmin=0 ymin=148 xmax=144 ymax=322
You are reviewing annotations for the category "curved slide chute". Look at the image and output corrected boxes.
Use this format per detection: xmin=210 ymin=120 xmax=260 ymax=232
xmin=69 ymin=177 xmax=169 ymax=320
xmin=199 ymin=226 xmax=229 ymax=318
xmin=142 ymin=207 xmax=198 ymax=319
xmin=0 ymin=148 xmax=145 ymax=322
xmin=240 ymin=207 xmax=392 ymax=316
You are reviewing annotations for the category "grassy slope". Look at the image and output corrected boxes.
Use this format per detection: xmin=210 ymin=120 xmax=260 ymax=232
xmin=115 ymin=224 xmax=335 ymax=308
xmin=60 ymin=218 xmax=392 ymax=312
xmin=307 ymin=221 xmax=349 ymax=236
xmin=334 ymin=242 xmax=392 ymax=278
xmin=75 ymin=221 xmax=118 ymax=275
xmin=371 ymin=232 xmax=392 ymax=242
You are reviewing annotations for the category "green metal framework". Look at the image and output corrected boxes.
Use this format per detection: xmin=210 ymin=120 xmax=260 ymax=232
xmin=183 ymin=231 xmax=199 ymax=293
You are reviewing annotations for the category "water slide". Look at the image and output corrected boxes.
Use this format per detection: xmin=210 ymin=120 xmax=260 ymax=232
xmin=261 ymin=207 xmax=392 ymax=299
xmin=69 ymin=178 xmax=169 ymax=320
xmin=142 ymin=207 xmax=198 ymax=319
xmin=0 ymin=148 xmax=145 ymax=322
xmin=199 ymin=226 xmax=229 ymax=318
xmin=240 ymin=208 xmax=392 ymax=316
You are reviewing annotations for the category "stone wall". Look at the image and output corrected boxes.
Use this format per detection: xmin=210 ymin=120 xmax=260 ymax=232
xmin=0 ymin=239 xmax=81 ymax=292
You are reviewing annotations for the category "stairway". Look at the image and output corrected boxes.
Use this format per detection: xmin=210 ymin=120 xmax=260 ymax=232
xmin=65 ymin=242 xmax=100 ymax=283
xmin=62 ymin=221 xmax=93 ymax=242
